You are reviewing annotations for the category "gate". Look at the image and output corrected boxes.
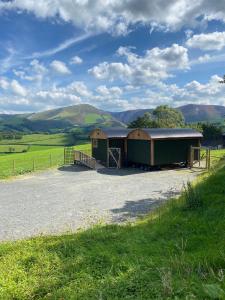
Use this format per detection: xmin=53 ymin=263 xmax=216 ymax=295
xmin=64 ymin=147 xmax=74 ymax=165
xmin=107 ymin=147 xmax=121 ymax=168
xmin=190 ymin=146 xmax=211 ymax=170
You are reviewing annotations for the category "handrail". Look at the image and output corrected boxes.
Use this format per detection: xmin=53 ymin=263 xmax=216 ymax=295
xmin=74 ymin=150 xmax=96 ymax=170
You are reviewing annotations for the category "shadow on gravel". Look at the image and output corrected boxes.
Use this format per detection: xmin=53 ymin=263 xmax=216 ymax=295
xmin=111 ymin=190 xmax=181 ymax=222
xmin=96 ymin=168 xmax=146 ymax=176
xmin=58 ymin=165 xmax=91 ymax=172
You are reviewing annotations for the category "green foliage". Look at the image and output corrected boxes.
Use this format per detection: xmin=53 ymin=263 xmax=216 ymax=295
xmin=0 ymin=153 xmax=225 ymax=299
xmin=201 ymin=123 xmax=223 ymax=141
xmin=153 ymin=105 xmax=185 ymax=128
xmin=128 ymin=112 xmax=157 ymax=128
xmin=128 ymin=105 xmax=185 ymax=128
xmin=183 ymin=181 xmax=203 ymax=209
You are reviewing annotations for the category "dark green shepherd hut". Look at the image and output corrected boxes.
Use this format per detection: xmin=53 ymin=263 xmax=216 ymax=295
xmin=127 ymin=128 xmax=202 ymax=167
xmin=90 ymin=128 xmax=132 ymax=167
xmin=90 ymin=128 xmax=202 ymax=168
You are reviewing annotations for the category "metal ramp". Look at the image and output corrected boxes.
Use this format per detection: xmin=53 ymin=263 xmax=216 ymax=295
xmin=64 ymin=147 xmax=96 ymax=170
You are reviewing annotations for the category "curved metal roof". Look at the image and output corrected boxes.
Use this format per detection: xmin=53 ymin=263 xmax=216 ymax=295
xmin=90 ymin=127 xmax=202 ymax=139
xmin=101 ymin=128 xmax=132 ymax=138
xmin=141 ymin=128 xmax=203 ymax=139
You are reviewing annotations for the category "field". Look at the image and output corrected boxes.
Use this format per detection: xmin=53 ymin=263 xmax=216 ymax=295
xmin=0 ymin=133 xmax=79 ymax=146
xmin=0 ymin=151 xmax=224 ymax=299
xmin=0 ymin=144 xmax=29 ymax=154
xmin=0 ymin=142 xmax=91 ymax=179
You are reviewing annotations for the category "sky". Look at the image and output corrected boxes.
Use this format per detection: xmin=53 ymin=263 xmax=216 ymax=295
xmin=1 ymin=1 xmax=225 ymax=113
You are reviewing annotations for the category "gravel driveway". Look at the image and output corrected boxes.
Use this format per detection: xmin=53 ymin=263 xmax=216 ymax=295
xmin=0 ymin=166 xmax=199 ymax=241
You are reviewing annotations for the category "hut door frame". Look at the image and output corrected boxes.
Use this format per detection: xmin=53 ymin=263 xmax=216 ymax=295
xmin=107 ymin=147 xmax=121 ymax=168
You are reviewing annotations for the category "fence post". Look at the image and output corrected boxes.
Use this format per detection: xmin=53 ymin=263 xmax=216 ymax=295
xmin=49 ymin=154 xmax=52 ymax=167
xmin=12 ymin=159 xmax=15 ymax=175
xmin=33 ymin=159 xmax=35 ymax=171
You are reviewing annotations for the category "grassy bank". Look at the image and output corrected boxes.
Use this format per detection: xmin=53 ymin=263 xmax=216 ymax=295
xmin=0 ymin=144 xmax=91 ymax=178
xmin=0 ymin=157 xmax=224 ymax=299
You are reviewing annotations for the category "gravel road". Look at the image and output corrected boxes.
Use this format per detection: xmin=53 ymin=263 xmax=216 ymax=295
xmin=0 ymin=166 xmax=199 ymax=241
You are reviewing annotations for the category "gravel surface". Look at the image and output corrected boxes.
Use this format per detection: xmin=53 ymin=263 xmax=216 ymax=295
xmin=0 ymin=166 xmax=200 ymax=241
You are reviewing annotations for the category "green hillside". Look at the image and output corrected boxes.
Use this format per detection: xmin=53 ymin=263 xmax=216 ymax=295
xmin=0 ymin=152 xmax=224 ymax=299
xmin=28 ymin=104 xmax=123 ymax=127
xmin=0 ymin=104 xmax=124 ymax=133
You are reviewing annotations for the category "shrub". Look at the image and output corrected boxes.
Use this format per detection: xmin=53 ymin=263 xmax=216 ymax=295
xmin=183 ymin=181 xmax=203 ymax=209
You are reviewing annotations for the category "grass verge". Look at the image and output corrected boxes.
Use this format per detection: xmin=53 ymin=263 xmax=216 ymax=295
xmin=0 ymin=156 xmax=224 ymax=299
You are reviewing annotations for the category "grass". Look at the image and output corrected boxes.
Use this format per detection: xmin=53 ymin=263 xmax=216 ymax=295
xmin=0 ymin=133 xmax=80 ymax=146
xmin=0 ymin=144 xmax=91 ymax=179
xmin=0 ymin=153 xmax=224 ymax=299
xmin=0 ymin=144 xmax=29 ymax=153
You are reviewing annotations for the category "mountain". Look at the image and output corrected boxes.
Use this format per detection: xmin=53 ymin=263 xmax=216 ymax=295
xmin=0 ymin=104 xmax=124 ymax=132
xmin=109 ymin=104 xmax=225 ymax=124
xmin=178 ymin=104 xmax=225 ymax=123
xmin=111 ymin=109 xmax=153 ymax=124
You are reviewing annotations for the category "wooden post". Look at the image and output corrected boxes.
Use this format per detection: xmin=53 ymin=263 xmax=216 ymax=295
xmin=208 ymin=149 xmax=211 ymax=170
xmin=12 ymin=160 xmax=15 ymax=175
xmin=49 ymin=154 xmax=52 ymax=167
xmin=33 ymin=159 xmax=35 ymax=171
xmin=150 ymin=140 xmax=154 ymax=166
xmin=189 ymin=146 xmax=193 ymax=168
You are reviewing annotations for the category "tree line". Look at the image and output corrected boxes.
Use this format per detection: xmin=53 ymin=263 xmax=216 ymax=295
xmin=128 ymin=105 xmax=224 ymax=141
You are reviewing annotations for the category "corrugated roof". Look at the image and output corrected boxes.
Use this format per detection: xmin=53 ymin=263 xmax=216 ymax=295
xmin=101 ymin=128 xmax=132 ymax=138
xmin=141 ymin=128 xmax=203 ymax=139
xmin=91 ymin=127 xmax=203 ymax=139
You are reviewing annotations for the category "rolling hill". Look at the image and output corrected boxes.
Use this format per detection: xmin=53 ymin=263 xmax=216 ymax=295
xmin=110 ymin=104 xmax=225 ymax=124
xmin=0 ymin=104 xmax=124 ymax=132
xmin=0 ymin=103 xmax=225 ymax=133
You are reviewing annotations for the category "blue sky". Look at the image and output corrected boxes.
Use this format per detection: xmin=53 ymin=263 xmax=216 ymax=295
xmin=1 ymin=0 xmax=225 ymax=113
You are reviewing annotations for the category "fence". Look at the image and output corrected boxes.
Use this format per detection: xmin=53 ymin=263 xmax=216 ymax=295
xmin=0 ymin=153 xmax=64 ymax=179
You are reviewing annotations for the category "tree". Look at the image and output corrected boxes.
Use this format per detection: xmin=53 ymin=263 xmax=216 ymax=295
xmin=128 ymin=112 xmax=157 ymax=128
xmin=201 ymin=123 xmax=223 ymax=141
xmin=153 ymin=105 xmax=185 ymax=128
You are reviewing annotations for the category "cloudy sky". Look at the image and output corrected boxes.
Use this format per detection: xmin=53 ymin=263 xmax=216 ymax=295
xmin=1 ymin=0 xmax=225 ymax=113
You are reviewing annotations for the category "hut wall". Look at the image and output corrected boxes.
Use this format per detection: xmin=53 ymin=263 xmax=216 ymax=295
xmin=154 ymin=138 xmax=200 ymax=165
xmin=92 ymin=139 xmax=108 ymax=164
xmin=127 ymin=139 xmax=151 ymax=165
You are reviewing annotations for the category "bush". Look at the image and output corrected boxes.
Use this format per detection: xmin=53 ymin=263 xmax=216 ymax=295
xmin=183 ymin=181 xmax=203 ymax=209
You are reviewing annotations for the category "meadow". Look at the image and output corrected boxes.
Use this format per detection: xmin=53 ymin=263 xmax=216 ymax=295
xmin=0 ymin=151 xmax=224 ymax=299
xmin=0 ymin=133 xmax=91 ymax=178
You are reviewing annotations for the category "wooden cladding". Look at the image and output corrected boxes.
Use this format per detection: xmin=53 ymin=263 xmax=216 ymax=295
xmin=127 ymin=129 xmax=150 ymax=140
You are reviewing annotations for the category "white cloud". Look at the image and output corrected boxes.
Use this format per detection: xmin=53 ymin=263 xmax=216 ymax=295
xmin=0 ymin=78 xmax=9 ymax=90
xmin=50 ymin=60 xmax=71 ymax=75
xmin=96 ymin=85 xmax=123 ymax=97
xmin=70 ymin=56 xmax=83 ymax=65
xmin=29 ymin=33 xmax=90 ymax=59
xmin=11 ymin=80 xmax=27 ymax=96
xmin=89 ymin=44 xmax=189 ymax=84
xmin=1 ymin=1 xmax=225 ymax=34
xmin=186 ymin=31 xmax=225 ymax=51
xmin=13 ymin=59 xmax=48 ymax=82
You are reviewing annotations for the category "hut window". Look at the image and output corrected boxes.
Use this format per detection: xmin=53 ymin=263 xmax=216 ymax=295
xmin=93 ymin=139 xmax=98 ymax=148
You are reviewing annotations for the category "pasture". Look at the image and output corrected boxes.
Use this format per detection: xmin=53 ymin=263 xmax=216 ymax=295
xmin=0 ymin=142 xmax=91 ymax=179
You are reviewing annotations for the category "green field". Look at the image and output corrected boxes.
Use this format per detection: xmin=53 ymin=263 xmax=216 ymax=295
xmin=0 ymin=144 xmax=29 ymax=154
xmin=0 ymin=133 xmax=83 ymax=146
xmin=0 ymin=143 xmax=91 ymax=179
xmin=0 ymin=152 xmax=224 ymax=299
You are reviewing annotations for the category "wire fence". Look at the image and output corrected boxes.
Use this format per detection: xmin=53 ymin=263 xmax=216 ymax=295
xmin=0 ymin=153 xmax=64 ymax=179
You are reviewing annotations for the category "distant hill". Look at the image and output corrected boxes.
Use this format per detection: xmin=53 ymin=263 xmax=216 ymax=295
xmin=109 ymin=104 xmax=225 ymax=124
xmin=1 ymin=103 xmax=225 ymax=133
xmin=0 ymin=104 xmax=124 ymax=133
xmin=178 ymin=104 xmax=225 ymax=123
